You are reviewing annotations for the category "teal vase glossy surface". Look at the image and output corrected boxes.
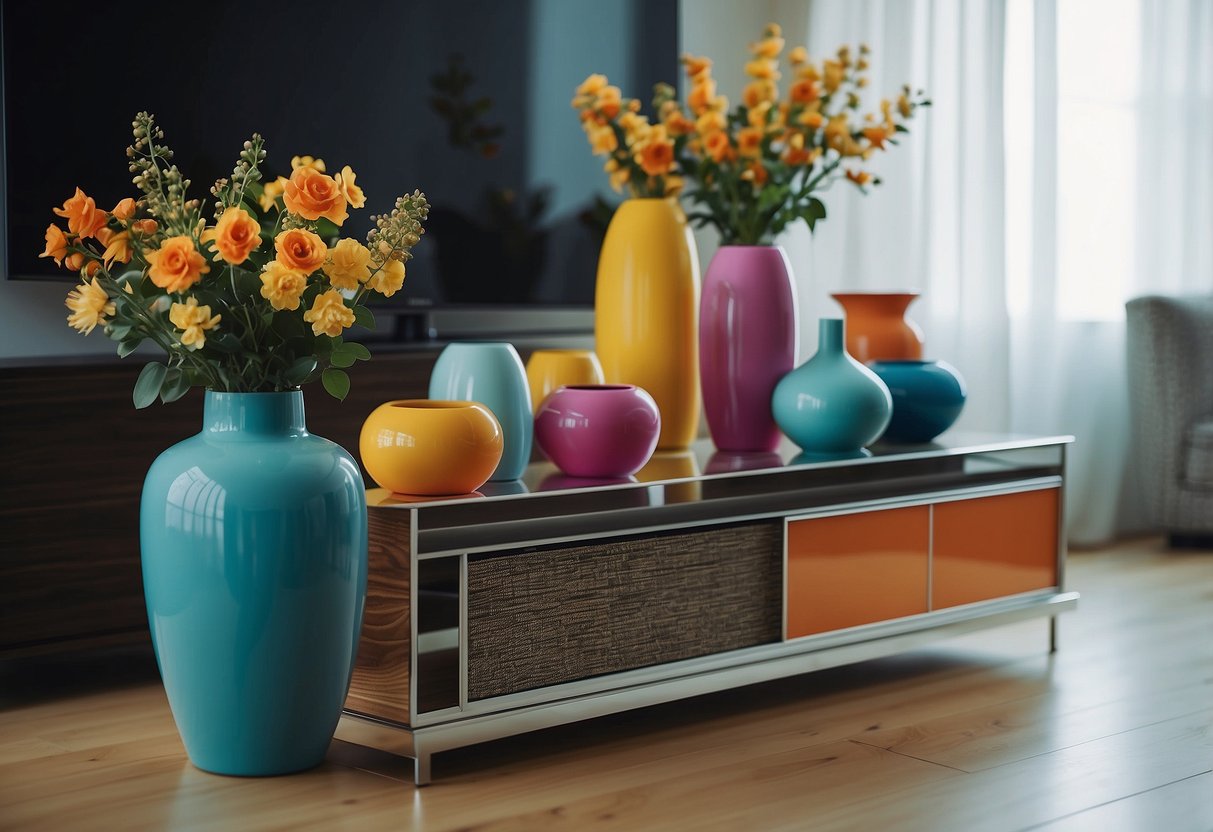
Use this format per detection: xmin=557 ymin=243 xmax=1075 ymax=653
xmin=870 ymin=359 xmax=967 ymax=443
xmin=772 ymin=318 xmax=893 ymax=453
xmin=140 ymin=391 xmax=367 ymax=776
xmin=429 ymin=341 xmax=533 ymax=481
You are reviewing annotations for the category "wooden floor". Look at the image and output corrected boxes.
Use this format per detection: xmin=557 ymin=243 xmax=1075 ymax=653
xmin=2 ymin=537 xmax=1211 ymax=831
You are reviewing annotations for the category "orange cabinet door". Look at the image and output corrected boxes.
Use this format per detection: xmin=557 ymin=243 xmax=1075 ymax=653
xmin=785 ymin=506 xmax=930 ymax=639
xmin=932 ymin=488 xmax=1060 ymax=609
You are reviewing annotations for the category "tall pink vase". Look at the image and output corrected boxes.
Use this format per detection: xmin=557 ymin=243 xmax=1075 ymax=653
xmin=699 ymin=245 xmax=800 ymax=452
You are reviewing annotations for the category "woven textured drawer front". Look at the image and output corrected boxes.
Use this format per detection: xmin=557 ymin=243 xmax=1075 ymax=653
xmin=467 ymin=521 xmax=782 ymax=701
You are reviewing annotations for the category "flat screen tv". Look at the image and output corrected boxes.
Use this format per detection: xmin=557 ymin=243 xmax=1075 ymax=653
xmin=0 ymin=0 xmax=679 ymax=340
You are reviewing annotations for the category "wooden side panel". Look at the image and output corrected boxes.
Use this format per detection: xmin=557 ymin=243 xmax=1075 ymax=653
xmin=932 ymin=488 xmax=1060 ymax=609
xmin=344 ymin=507 xmax=412 ymax=724
xmin=785 ymin=506 xmax=930 ymax=639
xmin=466 ymin=522 xmax=783 ymax=701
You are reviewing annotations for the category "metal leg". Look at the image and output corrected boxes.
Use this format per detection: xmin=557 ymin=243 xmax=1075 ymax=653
xmin=1049 ymin=616 xmax=1059 ymax=654
xmin=413 ymin=750 xmax=432 ymax=786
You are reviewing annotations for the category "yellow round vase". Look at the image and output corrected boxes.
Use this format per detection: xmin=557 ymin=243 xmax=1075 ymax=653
xmin=595 ymin=198 xmax=701 ymax=449
xmin=359 ymin=400 xmax=503 ymax=496
xmin=525 ymin=349 xmax=605 ymax=410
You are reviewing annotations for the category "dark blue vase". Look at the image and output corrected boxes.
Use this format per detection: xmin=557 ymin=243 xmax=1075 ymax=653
xmin=870 ymin=359 xmax=967 ymax=443
xmin=141 ymin=391 xmax=367 ymax=776
xmin=771 ymin=318 xmax=892 ymax=453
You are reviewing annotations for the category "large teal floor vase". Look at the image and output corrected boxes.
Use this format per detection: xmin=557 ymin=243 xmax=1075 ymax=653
xmin=772 ymin=318 xmax=893 ymax=453
xmin=429 ymin=341 xmax=533 ymax=481
xmin=141 ymin=390 xmax=368 ymax=776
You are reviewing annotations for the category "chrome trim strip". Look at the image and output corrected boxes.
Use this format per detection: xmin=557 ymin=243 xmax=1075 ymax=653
xmin=415 ymin=477 xmax=1064 ymax=560
xmin=350 ymin=592 xmax=1079 ymax=745
xmin=406 ymin=589 xmax=1075 ymax=726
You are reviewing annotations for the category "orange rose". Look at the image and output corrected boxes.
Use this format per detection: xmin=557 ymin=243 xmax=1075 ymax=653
xmin=146 ymin=236 xmax=210 ymax=293
xmin=40 ymin=224 xmax=69 ymax=265
xmin=596 ymin=86 xmax=622 ymax=119
xmin=282 ymin=167 xmax=349 ymax=225
xmin=274 ymin=228 xmax=328 ymax=273
xmin=790 ymin=79 xmax=819 ymax=104
xmin=203 ymin=207 xmax=262 ymax=265
xmin=704 ymin=131 xmax=735 ymax=163
xmin=112 ymin=198 xmax=137 ymax=222
xmin=636 ymin=131 xmax=675 ymax=177
xmin=688 ymin=78 xmax=717 ymax=115
xmin=682 ymin=55 xmax=713 ymax=81
xmin=736 ymin=127 xmax=764 ymax=158
xmin=53 ymin=187 xmax=108 ymax=239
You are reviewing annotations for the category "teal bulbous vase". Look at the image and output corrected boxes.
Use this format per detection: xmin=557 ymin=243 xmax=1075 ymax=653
xmin=772 ymin=318 xmax=893 ymax=453
xmin=140 ymin=390 xmax=368 ymax=776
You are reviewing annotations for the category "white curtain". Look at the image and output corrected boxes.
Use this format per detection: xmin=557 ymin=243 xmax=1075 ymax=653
xmin=785 ymin=0 xmax=1213 ymax=545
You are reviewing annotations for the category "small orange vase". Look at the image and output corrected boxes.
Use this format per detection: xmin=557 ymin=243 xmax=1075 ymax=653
xmin=830 ymin=292 xmax=925 ymax=363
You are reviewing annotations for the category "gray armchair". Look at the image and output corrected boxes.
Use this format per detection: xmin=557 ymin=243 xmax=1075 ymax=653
xmin=1126 ymin=294 xmax=1213 ymax=545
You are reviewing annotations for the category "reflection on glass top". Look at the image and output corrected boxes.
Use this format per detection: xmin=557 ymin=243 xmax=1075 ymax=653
xmin=365 ymin=432 xmax=1072 ymax=509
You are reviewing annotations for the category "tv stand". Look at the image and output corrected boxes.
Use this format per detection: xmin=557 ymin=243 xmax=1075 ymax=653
xmin=336 ymin=434 xmax=1076 ymax=785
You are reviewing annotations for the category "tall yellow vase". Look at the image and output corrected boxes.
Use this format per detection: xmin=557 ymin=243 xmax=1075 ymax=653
xmin=595 ymin=198 xmax=701 ymax=449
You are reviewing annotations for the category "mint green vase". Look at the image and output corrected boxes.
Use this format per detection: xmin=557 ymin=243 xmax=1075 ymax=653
xmin=772 ymin=318 xmax=892 ymax=453
xmin=140 ymin=390 xmax=367 ymax=776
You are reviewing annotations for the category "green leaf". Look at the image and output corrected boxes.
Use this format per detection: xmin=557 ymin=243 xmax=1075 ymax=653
xmin=116 ymin=336 xmax=145 ymax=358
xmin=107 ymin=324 xmax=133 ymax=341
xmin=159 ymin=367 xmax=190 ymax=404
xmin=322 ymin=368 xmax=350 ymax=401
xmin=285 ymin=356 xmax=318 ymax=385
xmin=133 ymin=362 xmax=167 ymax=409
xmin=210 ymin=333 xmax=242 ymax=353
xmin=345 ymin=342 xmax=371 ymax=361
xmin=329 ymin=350 xmax=357 ymax=369
xmin=272 ymin=311 xmax=305 ymax=339
xmin=352 ymin=305 xmax=377 ymax=331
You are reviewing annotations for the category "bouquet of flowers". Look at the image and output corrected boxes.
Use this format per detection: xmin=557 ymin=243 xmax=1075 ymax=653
xmin=572 ymin=24 xmax=929 ymax=245
xmin=40 ymin=112 xmax=429 ymax=406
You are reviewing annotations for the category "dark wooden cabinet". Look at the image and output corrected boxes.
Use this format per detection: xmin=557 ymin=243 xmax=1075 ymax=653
xmin=0 ymin=350 xmax=438 ymax=656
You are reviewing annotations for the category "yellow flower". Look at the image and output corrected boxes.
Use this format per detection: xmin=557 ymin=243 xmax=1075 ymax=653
xmin=845 ymin=169 xmax=873 ymax=186
xmin=663 ymin=175 xmax=685 ymax=197
xmin=688 ymin=77 xmax=718 ymax=115
xmin=788 ymin=46 xmax=809 ymax=65
xmin=169 ymin=296 xmax=221 ymax=351
xmin=587 ymin=124 xmax=618 ymax=155
xmin=303 ymin=289 xmax=356 ymax=336
xmin=291 ymin=155 xmax=326 ymax=172
xmin=336 ymin=166 xmax=366 ymax=210
xmin=823 ymin=60 xmax=845 ymax=93
xmin=576 ymin=73 xmax=608 ymax=96
xmin=596 ymin=85 xmax=623 ymax=119
xmin=750 ymin=37 xmax=785 ymax=59
xmin=743 ymin=80 xmax=778 ymax=109
xmin=259 ymin=176 xmax=289 ymax=212
xmin=745 ymin=58 xmax=780 ymax=80
xmin=696 ymin=110 xmax=726 ymax=134
xmin=863 ymin=125 xmax=889 ymax=150
xmin=799 ymin=109 xmax=824 ymax=130
xmin=736 ymin=126 xmax=764 ymax=158
xmin=96 ymin=228 xmax=133 ymax=267
xmin=259 ymin=261 xmax=309 ymax=311
xmin=40 ymin=224 xmax=69 ymax=265
xmin=604 ymin=158 xmax=631 ymax=192
xmin=65 ymin=278 xmax=115 ymax=335
xmin=898 ymin=92 xmax=913 ymax=118
xmin=634 ymin=125 xmax=675 ymax=177
xmin=325 ymin=238 xmax=372 ymax=290
xmin=147 ymin=236 xmax=209 ymax=293
xmin=367 ymin=258 xmax=406 ymax=298
xmin=202 ymin=206 xmax=262 ymax=265
xmin=747 ymin=101 xmax=773 ymax=128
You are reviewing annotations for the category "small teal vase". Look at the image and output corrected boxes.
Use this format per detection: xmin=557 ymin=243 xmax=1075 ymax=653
xmin=141 ymin=390 xmax=367 ymax=776
xmin=772 ymin=318 xmax=892 ymax=453
xmin=870 ymin=359 xmax=967 ymax=443
xmin=429 ymin=342 xmax=533 ymax=481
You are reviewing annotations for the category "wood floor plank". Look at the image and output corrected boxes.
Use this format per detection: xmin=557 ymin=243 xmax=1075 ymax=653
xmin=0 ymin=539 xmax=1210 ymax=831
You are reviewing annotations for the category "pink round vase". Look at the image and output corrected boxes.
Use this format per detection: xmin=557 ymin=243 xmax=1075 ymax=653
xmin=534 ymin=384 xmax=661 ymax=478
xmin=700 ymin=245 xmax=799 ymax=453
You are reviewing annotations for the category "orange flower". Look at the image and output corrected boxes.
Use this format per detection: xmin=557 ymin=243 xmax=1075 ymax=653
xmin=202 ymin=207 xmax=262 ymax=265
xmin=790 ymin=79 xmax=819 ymax=104
xmin=743 ymin=80 xmax=777 ymax=109
xmin=696 ymin=110 xmax=726 ymax=134
xmin=750 ymin=36 xmax=785 ymax=59
xmin=736 ymin=127 xmax=764 ymax=158
xmin=131 ymin=219 xmax=159 ymax=237
xmin=745 ymin=58 xmax=780 ymax=80
xmin=688 ymin=78 xmax=717 ymax=115
xmin=704 ymin=131 xmax=735 ymax=163
xmin=799 ymin=109 xmax=824 ymax=130
xmin=96 ymin=228 xmax=133 ymax=266
xmin=823 ymin=60 xmax=845 ymax=93
xmin=274 ymin=228 xmax=328 ymax=273
xmin=596 ymin=85 xmax=623 ymax=119
xmin=740 ymin=161 xmax=769 ymax=186
xmin=577 ymin=73 xmax=608 ymax=96
xmin=40 ymin=224 xmax=69 ymax=265
xmin=664 ymin=112 xmax=696 ymax=136
xmin=147 ymin=236 xmax=209 ymax=293
xmin=788 ymin=46 xmax=809 ymax=65
xmin=635 ymin=127 xmax=675 ymax=177
xmin=112 ymin=198 xmax=137 ymax=222
xmin=260 ymin=261 xmax=308 ymax=311
xmin=52 ymin=187 xmax=108 ymax=239
xmin=587 ymin=124 xmax=618 ymax=155
xmin=282 ymin=167 xmax=349 ymax=226
xmin=682 ymin=54 xmax=713 ymax=81
xmin=863 ymin=125 xmax=889 ymax=150
xmin=336 ymin=166 xmax=366 ymax=210
xmin=846 ymin=169 xmax=873 ymax=186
